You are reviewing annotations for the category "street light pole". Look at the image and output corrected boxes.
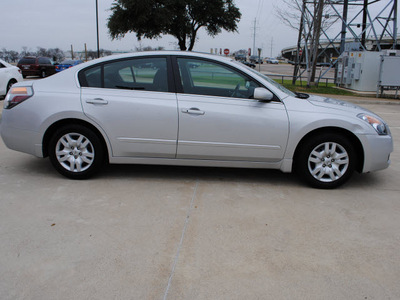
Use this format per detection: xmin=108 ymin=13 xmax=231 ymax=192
xmin=96 ymin=0 xmax=100 ymax=58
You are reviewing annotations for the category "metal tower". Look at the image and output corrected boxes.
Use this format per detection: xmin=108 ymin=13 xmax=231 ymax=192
xmin=292 ymin=0 xmax=398 ymax=85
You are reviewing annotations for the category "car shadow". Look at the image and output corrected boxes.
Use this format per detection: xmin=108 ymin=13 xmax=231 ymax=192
xmin=101 ymin=163 xmax=300 ymax=187
xmin=17 ymin=157 xmax=385 ymax=190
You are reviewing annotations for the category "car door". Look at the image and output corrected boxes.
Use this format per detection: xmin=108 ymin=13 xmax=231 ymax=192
xmin=175 ymin=57 xmax=289 ymax=162
xmin=80 ymin=56 xmax=178 ymax=158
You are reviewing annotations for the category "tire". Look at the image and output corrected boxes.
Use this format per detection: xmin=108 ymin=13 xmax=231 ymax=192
xmin=295 ymin=133 xmax=356 ymax=189
xmin=23 ymin=75 xmax=27 ymax=79
xmin=40 ymin=70 xmax=46 ymax=78
xmin=48 ymin=125 xmax=105 ymax=179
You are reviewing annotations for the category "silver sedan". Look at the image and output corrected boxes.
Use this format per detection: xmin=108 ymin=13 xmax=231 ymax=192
xmin=0 ymin=51 xmax=393 ymax=188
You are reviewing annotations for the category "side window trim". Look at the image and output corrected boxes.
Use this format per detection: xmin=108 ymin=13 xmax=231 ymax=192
xmin=172 ymin=55 xmax=280 ymax=102
xmin=78 ymin=55 xmax=175 ymax=93
xmin=172 ymin=56 xmax=278 ymax=100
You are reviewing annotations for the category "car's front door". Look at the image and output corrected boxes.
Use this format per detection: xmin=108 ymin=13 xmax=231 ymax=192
xmin=80 ymin=57 xmax=178 ymax=158
xmin=175 ymin=57 xmax=289 ymax=162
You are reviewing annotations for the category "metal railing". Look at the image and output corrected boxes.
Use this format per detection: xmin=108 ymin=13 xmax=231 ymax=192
xmin=264 ymin=73 xmax=335 ymax=87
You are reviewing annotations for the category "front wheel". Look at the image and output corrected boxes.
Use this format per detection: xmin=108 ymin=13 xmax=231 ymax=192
xmin=48 ymin=125 xmax=104 ymax=179
xmin=295 ymin=133 xmax=356 ymax=189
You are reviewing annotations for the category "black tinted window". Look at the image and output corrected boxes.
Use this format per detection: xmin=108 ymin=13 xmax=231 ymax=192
xmin=38 ymin=57 xmax=50 ymax=64
xmin=80 ymin=57 xmax=169 ymax=92
xmin=80 ymin=66 xmax=102 ymax=88
xmin=19 ymin=58 xmax=36 ymax=64
xmin=0 ymin=63 xmax=5 ymax=68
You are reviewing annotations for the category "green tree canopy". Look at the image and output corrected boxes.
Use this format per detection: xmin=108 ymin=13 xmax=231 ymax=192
xmin=108 ymin=0 xmax=241 ymax=51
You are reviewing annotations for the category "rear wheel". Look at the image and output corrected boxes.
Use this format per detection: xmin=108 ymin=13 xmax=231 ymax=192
xmin=48 ymin=125 xmax=104 ymax=179
xmin=40 ymin=70 xmax=46 ymax=78
xmin=296 ymin=133 xmax=356 ymax=189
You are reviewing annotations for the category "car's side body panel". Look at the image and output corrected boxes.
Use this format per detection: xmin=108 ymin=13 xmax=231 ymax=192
xmin=81 ymin=88 xmax=179 ymax=158
xmin=176 ymin=93 xmax=289 ymax=162
xmin=0 ymin=51 xmax=393 ymax=186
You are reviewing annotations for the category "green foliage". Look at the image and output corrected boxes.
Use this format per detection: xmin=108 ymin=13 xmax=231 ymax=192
xmin=108 ymin=0 xmax=241 ymax=50
xmin=277 ymin=79 xmax=358 ymax=96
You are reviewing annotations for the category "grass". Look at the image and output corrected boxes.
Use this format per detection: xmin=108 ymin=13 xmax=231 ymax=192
xmin=273 ymin=79 xmax=358 ymax=96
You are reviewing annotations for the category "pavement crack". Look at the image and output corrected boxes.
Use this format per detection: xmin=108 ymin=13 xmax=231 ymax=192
xmin=163 ymin=179 xmax=199 ymax=300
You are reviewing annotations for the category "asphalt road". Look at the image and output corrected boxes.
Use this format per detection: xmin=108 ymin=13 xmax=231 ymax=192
xmin=0 ymin=86 xmax=400 ymax=299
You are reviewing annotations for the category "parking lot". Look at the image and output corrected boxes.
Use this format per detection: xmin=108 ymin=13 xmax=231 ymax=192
xmin=1 ymin=91 xmax=400 ymax=298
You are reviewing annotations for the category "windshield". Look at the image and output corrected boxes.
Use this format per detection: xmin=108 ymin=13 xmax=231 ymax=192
xmin=232 ymin=60 xmax=297 ymax=97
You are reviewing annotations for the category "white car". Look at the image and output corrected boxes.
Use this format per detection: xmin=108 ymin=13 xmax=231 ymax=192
xmin=0 ymin=51 xmax=393 ymax=188
xmin=266 ymin=58 xmax=279 ymax=64
xmin=0 ymin=58 xmax=23 ymax=97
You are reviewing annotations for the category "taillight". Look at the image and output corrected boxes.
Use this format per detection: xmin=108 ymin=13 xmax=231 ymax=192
xmin=4 ymin=86 xmax=34 ymax=109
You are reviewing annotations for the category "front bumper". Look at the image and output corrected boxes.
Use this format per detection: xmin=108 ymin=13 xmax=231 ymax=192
xmin=358 ymin=133 xmax=393 ymax=173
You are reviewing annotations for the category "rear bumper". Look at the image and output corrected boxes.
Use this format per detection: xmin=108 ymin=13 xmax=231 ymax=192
xmin=21 ymin=69 xmax=41 ymax=76
xmin=0 ymin=117 xmax=43 ymax=158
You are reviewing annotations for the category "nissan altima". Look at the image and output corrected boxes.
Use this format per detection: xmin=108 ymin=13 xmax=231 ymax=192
xmin=0 ymin=51 xmax=393 ymax=188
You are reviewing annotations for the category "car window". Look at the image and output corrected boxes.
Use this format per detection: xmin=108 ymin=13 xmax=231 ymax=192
xmin=19 ymin=58 xmax=36 ymax=64
xmin=177 ymin=58 xmax=261 ymax=99
xmin=0 ymin=63 xmax=5 ymax=68
xmin=80 ymin=57 xmax=168 ymax=92
xmin=38 ymin=58 xmax=50 ymax=64
xmin=61 ymin=60 xmax=74 ymax=65
xmin=81 ymin=65 xmax=102 ymax=88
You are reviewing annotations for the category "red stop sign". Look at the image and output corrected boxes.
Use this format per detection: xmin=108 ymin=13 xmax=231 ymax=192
xmin=224 ymin=48 xmax=230 ymax=55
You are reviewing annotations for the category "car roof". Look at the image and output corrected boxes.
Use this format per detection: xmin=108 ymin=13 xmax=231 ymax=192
xmin=80 ymin=51 xmax=234 ymax=68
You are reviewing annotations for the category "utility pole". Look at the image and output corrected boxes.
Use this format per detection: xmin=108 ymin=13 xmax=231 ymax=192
xmin=252 ymin=18 xmax=257 ymax=56
xmin=270 ymin=37 xmax=273 ymax=57
xmin=71 ymin=45 xmax=74 ymax=60
xmin=96 ymin=0 xmax=100 ymax=58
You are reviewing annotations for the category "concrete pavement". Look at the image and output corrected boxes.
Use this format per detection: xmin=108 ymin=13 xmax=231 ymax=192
xmin=0 ymin=101 xmax=399 ymax=299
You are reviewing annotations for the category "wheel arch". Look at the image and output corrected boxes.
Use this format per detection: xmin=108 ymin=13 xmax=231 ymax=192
xmin=293 ymin=127 xmax=364 ymax=173
xmin=6 ymin=78 xmax=18 ymax=91
xmin=42 ymin=118 xmax=110 ymax=161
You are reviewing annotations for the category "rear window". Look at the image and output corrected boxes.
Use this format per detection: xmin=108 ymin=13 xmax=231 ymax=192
xmin=38 ymin=57 xmax=51 ymax=64
xmin=19 ymin=58 xmax=36 ymax=64
xmin=61 ymin=60 xmax=75 ymax=65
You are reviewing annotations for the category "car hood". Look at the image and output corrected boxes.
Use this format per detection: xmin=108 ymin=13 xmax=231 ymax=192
xmin=306 ymin=94 xmax=370 ymax=113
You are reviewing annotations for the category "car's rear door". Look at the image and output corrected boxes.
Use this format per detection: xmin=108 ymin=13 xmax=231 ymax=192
xmin=80 ymin=56 xmax=178 ymax=158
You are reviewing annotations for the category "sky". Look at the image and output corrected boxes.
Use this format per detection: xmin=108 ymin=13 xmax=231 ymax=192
xmin=0 ymin=0 xmax=397 ymax=57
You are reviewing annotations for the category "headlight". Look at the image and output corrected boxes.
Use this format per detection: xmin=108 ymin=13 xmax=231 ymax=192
xmin=357 ymin=113 xmax=388 ymax=135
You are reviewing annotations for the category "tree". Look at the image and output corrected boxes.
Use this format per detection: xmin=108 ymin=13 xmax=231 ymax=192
xmin=108 ymin=0 xmax=241 ymax=51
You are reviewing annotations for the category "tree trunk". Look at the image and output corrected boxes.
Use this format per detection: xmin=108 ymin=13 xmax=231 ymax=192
xmin=177 ymin=35 xmax=187 ymax=51
xmin=188 ymin=27 xmax=199 ymax=51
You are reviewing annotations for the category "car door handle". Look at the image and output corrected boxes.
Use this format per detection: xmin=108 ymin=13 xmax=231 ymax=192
xmin=85 ymin=98 xmax=108 ymax=105
xmin=181 ymin=108 xmax=205 ymax=115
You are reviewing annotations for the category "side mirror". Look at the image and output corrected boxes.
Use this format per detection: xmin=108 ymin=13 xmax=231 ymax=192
xmin=254 ymin=87 xmax=274 ymax=102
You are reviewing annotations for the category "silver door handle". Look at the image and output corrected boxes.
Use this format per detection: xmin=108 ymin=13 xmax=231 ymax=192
xmin=86 ymin=98 xmax=108 ymax=105
xmin=181 ymin=108 xmax=205 ymax=115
